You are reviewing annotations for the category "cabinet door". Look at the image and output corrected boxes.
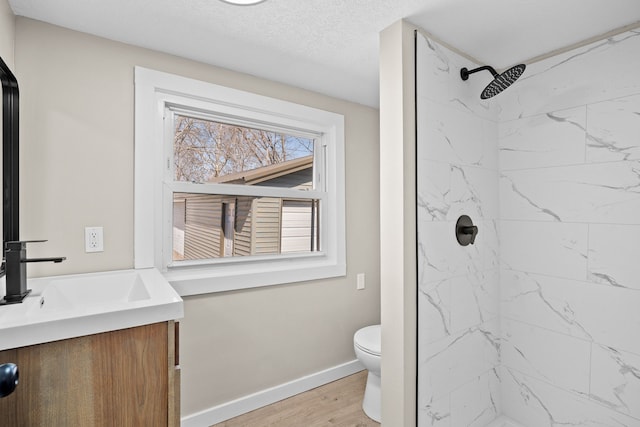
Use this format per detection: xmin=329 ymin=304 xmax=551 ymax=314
xmin=0 ymin=322 xmax=169 ymax=426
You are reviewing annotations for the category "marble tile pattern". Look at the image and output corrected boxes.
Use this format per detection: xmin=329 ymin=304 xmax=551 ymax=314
xmin=417 ymin=33 xmax=501 ymax=427
xmin=498 ymin=29 xmax=640 ymax=427
xmin=418 ymin=28 xmax=640 ymax=427
xmin=500 ymin=367 xmax=640 ymax=427
xmin=497 ymin=30 xmax=640 ymax=122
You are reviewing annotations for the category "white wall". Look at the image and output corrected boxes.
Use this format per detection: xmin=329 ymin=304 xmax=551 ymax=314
xmin=0 ymin=0 xmax=13 ymax=67
xmin=14 ymin=17 xmax=380 ymax=420
xmin=0 ymin=0 xmax=15 ymax=225
xmin=416 ymin=32 xmax=501 ymax=426
xmin=498 ymin=29 xmax=640 ymax=426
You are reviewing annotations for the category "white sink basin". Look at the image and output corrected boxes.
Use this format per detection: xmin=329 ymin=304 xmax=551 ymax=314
xmin=0 ymin=268 xmax=183 ymax=351
xmin=37 ymin=270 xmax=151 ymax=311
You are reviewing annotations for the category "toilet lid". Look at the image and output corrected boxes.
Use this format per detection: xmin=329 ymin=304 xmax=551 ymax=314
xmin=354 ymin=325 xmax=381 ymax=356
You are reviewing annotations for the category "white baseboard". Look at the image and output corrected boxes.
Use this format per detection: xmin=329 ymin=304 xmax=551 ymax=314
xmin=181 ymin=359 xmax=365 ymax=427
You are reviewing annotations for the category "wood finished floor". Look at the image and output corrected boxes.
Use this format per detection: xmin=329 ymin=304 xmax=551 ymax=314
xmin=211 ymin=370 xmax=380 ymax=427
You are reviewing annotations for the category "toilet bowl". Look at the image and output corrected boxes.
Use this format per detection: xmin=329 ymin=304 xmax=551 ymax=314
xmin=354 ymin=325 xmax=381 ymax=422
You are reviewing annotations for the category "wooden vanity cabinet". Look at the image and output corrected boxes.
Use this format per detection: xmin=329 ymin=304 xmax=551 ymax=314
xmin=0 ymin=321 xmax=180 ymax=427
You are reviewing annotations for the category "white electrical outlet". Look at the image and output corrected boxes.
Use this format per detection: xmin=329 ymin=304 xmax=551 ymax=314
xmin=357 ymin=273 xmax=365 ymax=290
xmin=85 ymin=226 xmax=104 ymax=253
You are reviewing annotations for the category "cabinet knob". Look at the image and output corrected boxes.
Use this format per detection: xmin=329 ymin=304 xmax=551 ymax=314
xmin=0 ymin=363 xmax=18 ymax=398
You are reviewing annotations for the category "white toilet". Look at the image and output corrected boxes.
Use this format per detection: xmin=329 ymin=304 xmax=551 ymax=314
xmin=354 ymin=324 xmax=381 ymax=422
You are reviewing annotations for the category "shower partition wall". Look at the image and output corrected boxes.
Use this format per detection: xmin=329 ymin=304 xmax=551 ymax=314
xmin=416 ymin=32 xmax=501 ymax=427
xmin=416 ymin=29 xmax=640 ymax=427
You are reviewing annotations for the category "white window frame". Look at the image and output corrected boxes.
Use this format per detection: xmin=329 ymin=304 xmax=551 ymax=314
xmin=134 ymin=67 xmax=346 ymax=296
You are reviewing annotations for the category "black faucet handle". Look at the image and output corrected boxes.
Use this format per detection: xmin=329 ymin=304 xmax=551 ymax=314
xmin=5 ymin=240 xmax=47 ymax=250
xmin=462 ymin=225 xmax=479 ymax=244
xmin=455 ymin=215 xmax=479 ymax=246
xmin=24 ymin=257 xmax=66 ymax=264
xmin=4 ymin=241 xmax=65 ymax=263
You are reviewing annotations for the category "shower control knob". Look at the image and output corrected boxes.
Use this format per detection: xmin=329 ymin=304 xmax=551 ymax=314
xmin=456 ymin=215 xmax=478 ymax=246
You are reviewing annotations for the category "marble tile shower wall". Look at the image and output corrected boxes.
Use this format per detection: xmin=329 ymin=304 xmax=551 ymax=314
xmin=497 ymin=30 xmax=640 ymax=427
xmin=417 ymin=29 xmax=640 ymax=427
xmin=416 ymin=33 xmax=502 ymax=427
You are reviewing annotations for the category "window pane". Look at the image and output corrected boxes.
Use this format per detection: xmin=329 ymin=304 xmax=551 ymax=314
xmin=172 ymin=193 xmax=320 ymax=261
xmin=174 ymin=115 xmax=315 ymax=188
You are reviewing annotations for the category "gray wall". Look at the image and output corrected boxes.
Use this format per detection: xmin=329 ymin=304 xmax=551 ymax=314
xmin=14 ymin=17 xmax=380 ymax=418
xmin=0 ymin=0 xmax=15 ymax=233
xmin=0 ymin=0 xmax=13 ymax=67
xmin=379 ymin=19 xmax=419 ymax=426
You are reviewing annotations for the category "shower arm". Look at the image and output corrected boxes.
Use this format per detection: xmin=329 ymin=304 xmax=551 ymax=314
xmin=460 ymin=65 xmax=499 ymax=81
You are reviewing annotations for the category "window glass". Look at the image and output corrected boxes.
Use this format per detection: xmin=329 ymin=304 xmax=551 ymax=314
xmin=173 ymin=115 xmax=315 ymax=186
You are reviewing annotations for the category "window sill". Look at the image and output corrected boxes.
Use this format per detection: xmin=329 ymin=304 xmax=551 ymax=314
xmin=163 ymin=255 xmax=346 ymax=296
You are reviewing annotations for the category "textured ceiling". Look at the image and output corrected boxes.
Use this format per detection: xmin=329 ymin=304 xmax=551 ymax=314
xmin=8 ymin=0 xmax=640 ymax=107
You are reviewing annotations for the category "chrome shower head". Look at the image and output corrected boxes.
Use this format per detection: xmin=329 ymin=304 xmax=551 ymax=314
xmin=460 ymin=64 xmax=526 ymax=99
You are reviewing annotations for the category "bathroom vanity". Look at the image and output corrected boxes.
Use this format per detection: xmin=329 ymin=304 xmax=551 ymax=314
xmin=0 ymin=321 xmax=180 ymax=426
xmin=0 ymin=48 xmax=184 ymax=426
xmin=0 ymin=268 xmax=183 ymax=426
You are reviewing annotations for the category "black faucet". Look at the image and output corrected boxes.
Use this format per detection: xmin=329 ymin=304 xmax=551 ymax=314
xmin=1 ymin=241 xmax=66 ymax=305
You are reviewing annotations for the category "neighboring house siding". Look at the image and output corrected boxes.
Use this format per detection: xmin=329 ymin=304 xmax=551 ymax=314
xmin=184 ymin=194 xmax=222 ymax=259
xmin=253 ymin=197 xmax=281 ymax=255
xmin=281 ymin=199 xmax=315 ymax=253
xmin=173 ymin=199 xmax=186 ymax=259
xmin=234 ymin=196 xmax=253 ymax=256
xmin=176 ymin=159 xmax=314 ymax=260
xmin=179 ymin=194 xmax=270 ymax=259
